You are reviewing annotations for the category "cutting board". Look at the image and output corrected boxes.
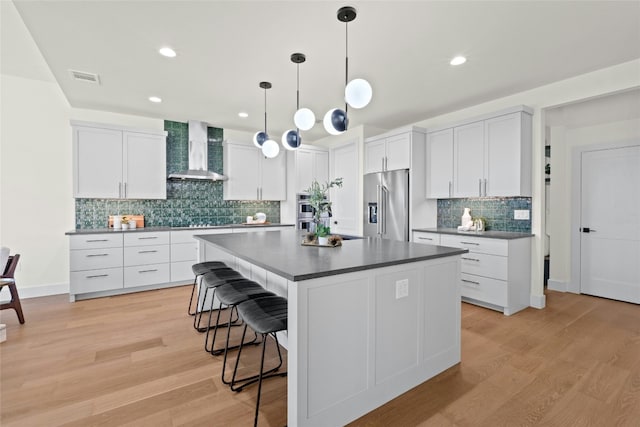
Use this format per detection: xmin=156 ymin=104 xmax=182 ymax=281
xmin=108 ymin=215 xmax=144 ymax=228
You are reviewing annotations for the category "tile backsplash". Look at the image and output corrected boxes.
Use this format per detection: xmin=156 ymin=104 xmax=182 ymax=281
xmin=437 ymin=197 xmax=531 ymax=232
xmin=75 ymin=121 xmax=280 ymax=229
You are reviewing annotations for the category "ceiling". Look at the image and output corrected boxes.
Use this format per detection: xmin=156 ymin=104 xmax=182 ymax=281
xmin=5 ymin=1 xmax=640 ymax=142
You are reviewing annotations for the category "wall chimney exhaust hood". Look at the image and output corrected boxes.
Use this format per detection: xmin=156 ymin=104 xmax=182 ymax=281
xmin=168 ymin=121 xmax=228 ymax=181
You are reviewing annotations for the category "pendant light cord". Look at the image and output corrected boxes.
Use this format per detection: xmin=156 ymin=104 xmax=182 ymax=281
xmin=263 ymin=86 xmax=267 ymax=134
xmin=344 ymin=19 xmax=349 ymax=116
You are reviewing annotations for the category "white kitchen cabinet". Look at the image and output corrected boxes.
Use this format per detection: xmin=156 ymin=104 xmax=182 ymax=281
xmin=293 ymin=147 xmax=329 ymax=193
xmin=71 ymin=121 xmax=167 ymax=199
xmin=453 ymin=121 xmax=485 ymax=197
xmin=364 ymin=132 xmax=411 ymax=174
xmin=425 ymin=129 xmax=454 ymax=198
xmin=412 ymin=231 xmax=441 ymax=246
xmin=70 ymin=233 xmax=124 ymax=297
xmin=123 ymin=231 xmax=170 ymax=288
xmin=440 ymin=234 xmax=531 ymax=315
xmin=223 ymin=140 xmax=286 ymax=200
xmin=425 ymin=107 xmax=533 ymax=198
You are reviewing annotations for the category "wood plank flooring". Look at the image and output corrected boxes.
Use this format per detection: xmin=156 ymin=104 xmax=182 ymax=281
xmin=1 ymin=287 xmax=638 ymax=426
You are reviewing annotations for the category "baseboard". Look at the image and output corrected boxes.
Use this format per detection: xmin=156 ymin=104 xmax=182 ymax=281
xmin=547 ymin=279 xmax=567 ymax=292
xmin=530 ymin=293 xmax=546 ymax=309
xmin=15 ymin=283 xmax=69 ymax=299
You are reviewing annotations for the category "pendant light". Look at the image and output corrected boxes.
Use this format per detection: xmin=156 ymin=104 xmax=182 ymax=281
xmin=282 ymin=53 xmax=310 ymax=151
xmin=253 ymin=81 xmax=280 ymax=158
xmin=324 ymin=6 xmax=373 ymax=135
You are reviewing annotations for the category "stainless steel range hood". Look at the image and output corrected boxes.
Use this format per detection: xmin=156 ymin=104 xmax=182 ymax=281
xmin=168 ymin=120 xmax=228 ymax=181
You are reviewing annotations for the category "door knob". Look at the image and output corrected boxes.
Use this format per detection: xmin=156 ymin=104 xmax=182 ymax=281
xmin=581 ymin=227 xmax=596 ymax=233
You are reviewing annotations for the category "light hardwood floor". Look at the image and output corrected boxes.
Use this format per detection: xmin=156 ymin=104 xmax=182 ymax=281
xmin=1 ymin=287 xmax=638 ymax=426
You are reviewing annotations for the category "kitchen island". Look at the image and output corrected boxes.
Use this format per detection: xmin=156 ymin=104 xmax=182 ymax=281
xmin=195 ymin=230 xmax=467 ymax=427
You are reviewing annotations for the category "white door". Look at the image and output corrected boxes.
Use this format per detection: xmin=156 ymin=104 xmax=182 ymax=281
xmin=580 ymin=145 xmax=640 ymax=304
xmin=330 ymin=140 xmax=359 ymax=236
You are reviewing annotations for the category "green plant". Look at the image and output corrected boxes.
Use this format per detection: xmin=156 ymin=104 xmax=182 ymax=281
xmin=305 ymin=177 xmax=343 ymax=235
xmin=316 ymin=224 xmax=331 ymax=238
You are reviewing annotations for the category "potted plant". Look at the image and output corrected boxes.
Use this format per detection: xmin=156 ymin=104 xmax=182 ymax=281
xmin=316 ymin=224 xmax=331 ymax=245
xmin=305 ymin=177 xmax=343 ymax=243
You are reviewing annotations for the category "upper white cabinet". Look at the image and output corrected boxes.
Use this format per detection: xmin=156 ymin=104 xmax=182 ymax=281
xmin=364 ymin=132 xmax=411 ymax=173
xmin=223 ymin=140 xmax=286 ymax=200
xmin=292 ymin=147 xmax=329 ymax=193
xmin=425 ymin=107 xmax=533 ymax=199
xmin=426 ymin=128 xmax=454 ymax=198
xmin=72 ymin=121 xmax=167 ymax=199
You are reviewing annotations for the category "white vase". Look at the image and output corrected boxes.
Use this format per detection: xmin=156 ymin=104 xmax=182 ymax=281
xmin=462 ymin=208 xmax=472 ymax=227
xmin=318 ymin=236 xmax=329 ymax=245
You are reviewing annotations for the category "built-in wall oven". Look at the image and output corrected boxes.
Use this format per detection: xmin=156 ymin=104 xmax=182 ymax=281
xmin=296 ymin=193 xmax=329 ymax=231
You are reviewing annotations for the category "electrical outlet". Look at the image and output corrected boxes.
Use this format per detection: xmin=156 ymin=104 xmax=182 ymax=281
xmin=514 ymin=209 xmax=530 ymax=220
xmin=395 ymin=279 xmax=409 ymax=299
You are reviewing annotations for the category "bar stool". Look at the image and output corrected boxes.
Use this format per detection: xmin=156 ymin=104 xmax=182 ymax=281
xmin=231 ymin=295 xmax=288 ymax=427
xmin=194 ymin=269 xmax=246 ymax=332
xmin=209 ymin=280 xmax=275 ymax=381
xmin=188 ymin=261 xmax=229 ymax=316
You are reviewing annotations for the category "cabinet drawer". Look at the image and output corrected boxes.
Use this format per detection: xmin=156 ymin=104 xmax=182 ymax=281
xmin=412 ymin=232 xmax=440 ymax=245
xmin=441 ymin=235 xmax=508 ymax=256
xmin=171 ymin=242 xmax=197 ymax=262
xmin=70 ymin=267 xmax=123 ymax=293
xmin=171 ymin=260 xmax=196 ymax=283
xmin=70 ymin=234 xmax=122 ymax=250
xmin=460 ymin=273 xmax=507 ymax=307
xmin=124 ymin=231 xmax=169 ymax=246
xmin=71 ymin=247 xmax=123 ymax=271
xmin=124 ymin=245 xmax=170 ymax=266
xmin=124 ymin=263 xmax=170 ymax=288
xmin=460 ymin=252 xmax=507 ymax=280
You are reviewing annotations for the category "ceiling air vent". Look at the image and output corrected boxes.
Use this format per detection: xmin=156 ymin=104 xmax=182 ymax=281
xmin=68 ymin=69 xmax=100 ymax=84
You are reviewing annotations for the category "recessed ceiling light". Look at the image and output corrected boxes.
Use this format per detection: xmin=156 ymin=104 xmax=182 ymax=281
xmin=149 ymin=96 xmax=162 ymax=103
xmin=159 ymin=47 xmax=176 ymax=58
xmin=238 ymin=112 xmax=249 ymax=118
xmin=450 ymin=56 xmax=467 ymax=66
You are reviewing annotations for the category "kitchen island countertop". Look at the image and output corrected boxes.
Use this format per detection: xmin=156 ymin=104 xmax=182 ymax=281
xmin=195 ymin=229 xmax=467 ymax=282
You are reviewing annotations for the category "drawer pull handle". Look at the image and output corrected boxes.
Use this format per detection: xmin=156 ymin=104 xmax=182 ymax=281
xmin=460 ymin=241 xmax=480 ymax=245
xmin=138 ymin=250 xmax=158 ymax=254
xmin=462 ymin=279 xmax=480 ymax=285
xmin=462 ymin=257 xmax=480 ymax=262
xmin=86 ymin=274 xmax=108 ymax=279
xmin=86 ymin=253 xmax=109 ymax=257
xmin=86 ymin=239 xmax=109 ymax=242
xmin=418 ymin=237 xmax=433 ymax=241
xmin=139 ymin=269 xmax=158 ymax=273
xmin=138 ymin=237 xmax=158 ymax=240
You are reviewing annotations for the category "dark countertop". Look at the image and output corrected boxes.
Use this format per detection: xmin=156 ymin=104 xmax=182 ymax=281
xmin=195 ymin=229 xmax=468 ymax=282
xmin=413 ymin=227 xmax=534 ymax=240
xmin=65 ymin=223 xmax=294 ymax=235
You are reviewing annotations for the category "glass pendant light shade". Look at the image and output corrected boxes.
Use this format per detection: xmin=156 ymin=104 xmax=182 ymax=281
xmin=294 ymin=108 xmax=315 ymax=131
xmin=282 ymin=129 xmax=301 ymax=151
xmin=253 ymin=131 xmax=268 ymax=148
xmin=261 ymin=139 xmax=280 ymax=158
xmin=323 ymin=108 xmax=347 ymax=135
xmin=345 ymin=78 xmax=372 ymax=109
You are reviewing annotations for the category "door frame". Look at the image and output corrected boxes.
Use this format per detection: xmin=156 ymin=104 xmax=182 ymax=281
xmin=570 ymin=139 xmax=640 ymax=294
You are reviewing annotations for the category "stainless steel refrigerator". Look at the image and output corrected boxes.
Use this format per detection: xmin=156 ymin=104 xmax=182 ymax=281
xmin=363 ymin=169 xmax=409 ymax=241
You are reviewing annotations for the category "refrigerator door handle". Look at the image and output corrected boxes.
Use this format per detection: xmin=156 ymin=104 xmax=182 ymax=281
xmin=376 ymin=184 xmax=382 ymax=235
xmin=381 ymin=185 xmax=389 ymax=235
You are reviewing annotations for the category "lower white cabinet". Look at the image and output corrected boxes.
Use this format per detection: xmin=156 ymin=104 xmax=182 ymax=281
xmin=70 ymin=233 xmax=124 ymax=296
xmin=440 ymin=234 xmax=531 ymax=315
xmin=123 ymin=231 xmax=170 ymax=287
xmin=412 ymin=231 xmax=441 ymax=246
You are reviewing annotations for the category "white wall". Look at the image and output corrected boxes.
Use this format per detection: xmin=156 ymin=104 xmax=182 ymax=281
xmin=547 ymin=118 xmax=640 ymax=290
xmin=0 ymin=73 xmax=163 ymax=296
xmin=412 ymin=59 xmax=640 ymax=308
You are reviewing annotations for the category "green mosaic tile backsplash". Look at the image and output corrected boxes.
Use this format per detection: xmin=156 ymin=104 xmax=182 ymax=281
xmin=75 ymin=121 xmax=281 ymax=229
xmin=437 ymin=197 xmax=531 ymax=232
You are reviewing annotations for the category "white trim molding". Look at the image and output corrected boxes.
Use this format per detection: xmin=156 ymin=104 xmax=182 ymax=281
xmin=547 ymin=279 xmax=568 ymax=292
xmin=13 ymin=283 xmax=69 ymax=299
xmin=530 ymin=293 xmax=546 ymax=309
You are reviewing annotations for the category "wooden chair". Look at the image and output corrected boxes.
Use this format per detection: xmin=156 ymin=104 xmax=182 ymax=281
xmin=1 ymin=254 xmax=25 ymax=324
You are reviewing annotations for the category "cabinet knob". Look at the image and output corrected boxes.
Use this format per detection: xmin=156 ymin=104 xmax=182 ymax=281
xmin=333 ymin=221 xmax=338 ymax=225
